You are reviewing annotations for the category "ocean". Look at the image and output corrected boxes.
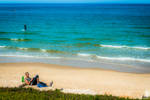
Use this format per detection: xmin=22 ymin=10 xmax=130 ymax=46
xmin=0 ymin=3 xmax=150 ymax=73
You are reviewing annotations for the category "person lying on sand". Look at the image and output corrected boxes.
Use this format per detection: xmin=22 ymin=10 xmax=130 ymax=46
xmin=25 ymin=72 xmax=53 ymax=87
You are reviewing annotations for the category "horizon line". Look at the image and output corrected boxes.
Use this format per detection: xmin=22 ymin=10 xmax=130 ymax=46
xmin=0 ymin=2 xmax=150 ymax=4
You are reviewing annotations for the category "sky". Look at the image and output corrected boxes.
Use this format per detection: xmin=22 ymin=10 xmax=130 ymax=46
xmin=0 ymin=0 xmax=150 ymax=3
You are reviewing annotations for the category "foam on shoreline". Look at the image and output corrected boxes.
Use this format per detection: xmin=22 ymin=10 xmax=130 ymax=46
xmin=0 ymin=54 xmax=150 ymax=73
xmin=77 ymin=53 xmax=150 ymax=63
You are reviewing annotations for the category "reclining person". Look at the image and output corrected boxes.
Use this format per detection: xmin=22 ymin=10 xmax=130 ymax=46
xmin=24 ymin=72 xmax=53 ymax=87
xmin=25 ymin=72 xmax=39 ymax=85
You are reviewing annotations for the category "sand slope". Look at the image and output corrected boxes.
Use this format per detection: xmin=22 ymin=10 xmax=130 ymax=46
xmin=0 ymin=63 xmax=150 ymax=99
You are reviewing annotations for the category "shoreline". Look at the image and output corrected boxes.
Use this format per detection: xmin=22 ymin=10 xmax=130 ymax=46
xmin=0 ymin=56 xmax=150 ymax=73
xmin=0 ymin=62 xmax=150 ymax=99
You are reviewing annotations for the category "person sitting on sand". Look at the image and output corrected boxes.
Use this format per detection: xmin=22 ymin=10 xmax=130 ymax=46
xmin=24 ymin=72 xmax=53 ymax=87
xmin=25 ymin=72 xmax=40 ymax=85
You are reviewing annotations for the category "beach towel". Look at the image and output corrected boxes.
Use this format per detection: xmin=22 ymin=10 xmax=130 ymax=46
xmin=37 ymin=82 xmax=48 ymax=88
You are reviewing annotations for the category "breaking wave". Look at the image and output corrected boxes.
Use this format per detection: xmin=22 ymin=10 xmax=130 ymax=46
xmin=100 ymin=44 xmax=150 ymax=50
xmin=77 ymin=53 xmax=150 ymax=62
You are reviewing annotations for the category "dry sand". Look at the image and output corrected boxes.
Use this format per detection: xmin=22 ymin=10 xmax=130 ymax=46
xmin=0 ymin=62 xmax=150 ymax=99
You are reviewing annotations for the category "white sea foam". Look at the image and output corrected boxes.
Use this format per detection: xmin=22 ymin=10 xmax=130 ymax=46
xmin=133 ymin=47 xmax=150 ymax=50
xmin=101 ymin=45 xmax=125 ymax=48
xmin=10 ymin=38 xmax=26 ymax=41
xmin=0 ymin=54 xmax=37 ymax=58
xmin=41 ymin=49 xmax=47 ymax=52
xmin=77 ymin=53 xmax=92 ymax=57
xmin=96 ymin=56 xmax=150 ymax=63
xmin=77 ymin=53 xmax=150 ymax=63
xmin=18 ymin=47 xmax=28 ymax=50
xmin=100 ymin=44 xmax=150 ymax=50
xmin=10 ymin=38 xmax=18 ymax=41
xmin=0 ymin=46 xmax=6 ymax=48
xmin=0 ymin=54 xmax=62 ymax=59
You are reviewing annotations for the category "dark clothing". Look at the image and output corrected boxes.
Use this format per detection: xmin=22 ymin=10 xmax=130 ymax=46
xmin=25 ymin=75 xmax=39 ymax=85
xmin=30 ymin=75 xmax=39 ymax=85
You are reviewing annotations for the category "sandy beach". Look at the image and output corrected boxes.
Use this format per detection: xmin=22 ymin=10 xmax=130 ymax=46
xmin=0 ymin=63 xmax=150 ymax=99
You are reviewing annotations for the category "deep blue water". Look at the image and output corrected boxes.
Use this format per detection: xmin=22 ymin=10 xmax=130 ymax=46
xmin=0 ymin=4 xmax=150 ymax=66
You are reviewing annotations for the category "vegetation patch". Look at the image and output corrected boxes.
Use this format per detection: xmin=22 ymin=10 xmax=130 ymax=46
xmin=0 ymin=87 xmax=143 ymax=100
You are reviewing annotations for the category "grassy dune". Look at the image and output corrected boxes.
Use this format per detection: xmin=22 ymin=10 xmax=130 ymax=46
xmin=0 ymin=87 xmax=141 ymax=100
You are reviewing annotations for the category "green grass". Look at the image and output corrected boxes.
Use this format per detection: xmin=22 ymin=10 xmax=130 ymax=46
xmin=0 ymin=87 xmax=147 ymax=100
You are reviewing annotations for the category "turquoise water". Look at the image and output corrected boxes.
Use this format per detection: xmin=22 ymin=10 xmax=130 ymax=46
xmin=0 ymin=4 xmax=150 ymax=71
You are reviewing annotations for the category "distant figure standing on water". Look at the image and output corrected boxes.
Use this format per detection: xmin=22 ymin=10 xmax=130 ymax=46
xmin=24 ymin=24 xmax=27 ymax=31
